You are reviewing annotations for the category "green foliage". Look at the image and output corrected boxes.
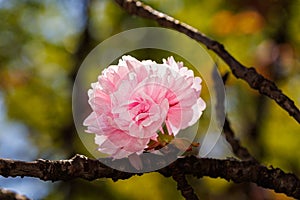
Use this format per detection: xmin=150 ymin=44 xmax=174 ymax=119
xmin=1 ymin=0 xmax=300 ymax=199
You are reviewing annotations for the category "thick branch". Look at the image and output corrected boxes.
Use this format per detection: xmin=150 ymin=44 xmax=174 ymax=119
xmin=171 ymin=165 xmax=199 ymax=200
xmin=178 ymin=157 xmax=300 ymax=199
xmin=114 ymin=0 xmax=300 ymax=124
xmin=0 ymin=188 xmax=30 ymax=200
xmin=1 ymin=155 xmax=300 ymax=199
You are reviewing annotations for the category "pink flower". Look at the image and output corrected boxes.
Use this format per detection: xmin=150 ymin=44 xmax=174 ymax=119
xmin=83 ymin=55 xmax=206 ymax=159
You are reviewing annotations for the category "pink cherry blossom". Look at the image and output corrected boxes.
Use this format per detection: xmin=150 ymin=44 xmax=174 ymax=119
xmin=83 ymin=55 xmax=206 ymax=159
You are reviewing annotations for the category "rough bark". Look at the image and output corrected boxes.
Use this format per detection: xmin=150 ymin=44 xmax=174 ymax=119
xmin=1 ymin=155 xmax=300 ymax=199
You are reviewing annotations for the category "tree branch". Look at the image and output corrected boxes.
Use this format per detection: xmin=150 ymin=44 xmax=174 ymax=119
xmin=0 ymin=188 xmax=30 ymax=200
xmin=217 ymin=72 xmax=258 ymax=162
xmin=1 ymin=155 xmax=300 ymax=199
xmin=113 ymin=0 xmax=300 ymax=124
xmin=170 ymin=164 xmax=199 ymax=200
xmin=223 ymin=117 xmax=258 ymax=162
xmin=179 ymin=157 xmax=300 ymax=199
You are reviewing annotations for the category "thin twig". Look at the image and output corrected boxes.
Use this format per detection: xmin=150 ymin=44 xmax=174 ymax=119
xmin=113 ymin=0 xmax=300 ymax=124
xmin=218 ymin=72 xmax=258 ymax=162
xmin=1 ymin=155 xmax=300 ymax=199
xmin=223 ymin=118 xmax=258 ymax=162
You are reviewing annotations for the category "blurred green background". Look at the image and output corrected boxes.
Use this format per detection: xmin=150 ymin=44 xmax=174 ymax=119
xmin=0 ymin=0 xmax=300 ymax=199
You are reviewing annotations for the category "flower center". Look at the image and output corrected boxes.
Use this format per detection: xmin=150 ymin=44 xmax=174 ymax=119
xmin=128 ymin=98 xmax=151 ymax=125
